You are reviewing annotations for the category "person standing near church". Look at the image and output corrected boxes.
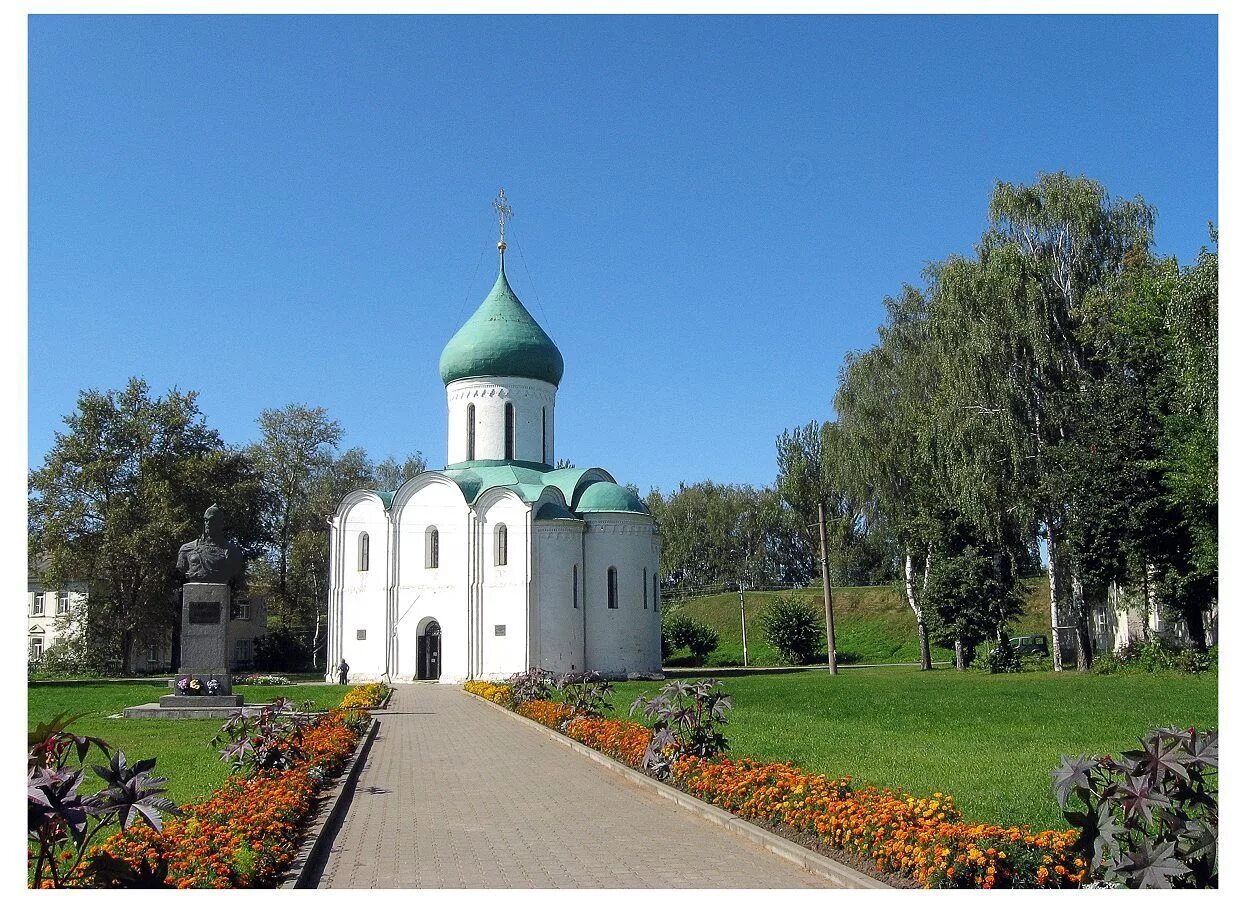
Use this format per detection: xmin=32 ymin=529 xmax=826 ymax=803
xmin=338 ymin=659 xmax=350 ymax=685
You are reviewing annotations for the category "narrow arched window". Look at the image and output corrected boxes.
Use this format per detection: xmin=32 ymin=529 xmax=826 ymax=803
xmin=504 ymin=402 xmax=515 ymax=460
xmin=425 ymin=526 xmax=440 ymax=569
xmin=466 ymin=403 xmax=476 ymax=460
xmin=358 ymin=532 xmax=370 ymax=571
xmin=542 ymin=406 xmax=547 ymax=464
xmin=495 ymin=523 xmax=508 ymax=566
xmin=607 ymin=567 xmax=619 ymax=609
xmin=653 ymin=572 xmax=660 ymax=612
xmin=643 ymin=567 xmax=648 ymax=609
xmin=573 ymin=565 xmax=579 ymax=609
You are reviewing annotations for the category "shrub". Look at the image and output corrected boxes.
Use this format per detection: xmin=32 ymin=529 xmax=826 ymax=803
xmin=211 ymin=698 xmax=314 ymax=776
xmin=506 ymin=668 xmax=554 ymax=706
xmin=1092 ymin=639 xmax=1216 ymax=675
xmin=37 ymin=631 xmax=120 ymax=677
xmin=1052 ymin=726 xmax=1218 ymax=888
xmin=986 ymin=641 xmax=1022 ymax=674
xmin=555 ymin=670 xmax=614 ymax=719
xmin=761 ymin=594 xmax=823 ymax=664
xmin=629 ymin=679 xmax=733 ymax=779
xmin=662 ymin=614 xmax=720 ymax=665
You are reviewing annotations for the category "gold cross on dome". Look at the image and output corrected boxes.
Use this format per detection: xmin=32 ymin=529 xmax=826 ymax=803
xmin=493 ymin=188 xmax=513 ymax=249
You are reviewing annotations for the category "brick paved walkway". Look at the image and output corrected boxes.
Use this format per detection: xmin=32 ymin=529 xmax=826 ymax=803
xmin=311 ymin=683 xmax=831 ymax=888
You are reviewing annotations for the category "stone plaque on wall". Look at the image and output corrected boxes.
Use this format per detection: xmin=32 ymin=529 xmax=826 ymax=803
xmin=189 ymin=596 xmax=221 ymax=624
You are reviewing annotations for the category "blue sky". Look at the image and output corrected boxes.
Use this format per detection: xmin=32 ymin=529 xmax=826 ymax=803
xmin=28 ymin=14 xmax=1218 ymax=495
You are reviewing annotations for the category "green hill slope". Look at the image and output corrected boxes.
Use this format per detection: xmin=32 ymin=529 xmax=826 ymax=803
xmin=663 ymin=577 xmax=1052 ymax=666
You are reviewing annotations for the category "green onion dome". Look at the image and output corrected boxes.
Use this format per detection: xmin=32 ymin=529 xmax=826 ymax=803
xmin=439 ymin=259 xmax=564 ymax=387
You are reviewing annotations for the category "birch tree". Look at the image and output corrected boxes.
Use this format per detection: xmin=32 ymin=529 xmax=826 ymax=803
xmin=834 ymin=285 xmax=941 ymax=669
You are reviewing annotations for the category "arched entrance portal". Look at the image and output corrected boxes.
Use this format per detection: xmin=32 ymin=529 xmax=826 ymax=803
xmin=416 ymin=619 xmax=442 ymax=680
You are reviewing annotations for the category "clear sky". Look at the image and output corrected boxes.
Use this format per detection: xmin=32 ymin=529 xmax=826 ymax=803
xmin=28 ymin=14 xmax=1218 ymax=495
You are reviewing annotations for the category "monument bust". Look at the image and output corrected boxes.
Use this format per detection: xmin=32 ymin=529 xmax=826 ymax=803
xmin=176 ymin=504 xmax=244 ymax=584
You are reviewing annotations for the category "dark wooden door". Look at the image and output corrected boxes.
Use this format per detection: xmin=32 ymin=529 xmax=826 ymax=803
xmin=418 ymin=622 xmax=441 ymax=679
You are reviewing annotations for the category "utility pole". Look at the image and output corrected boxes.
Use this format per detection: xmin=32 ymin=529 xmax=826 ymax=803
xmin=738 ymin=581 xmax=749 ymax=667
xmin=817 ymin=500 xmax=838 ymax=676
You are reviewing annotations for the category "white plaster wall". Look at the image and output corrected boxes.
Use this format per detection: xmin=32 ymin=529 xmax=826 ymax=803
xmin=534 ymin=521 xmax=587 ymax=673
xmin=394 ymin=480 xmax=473 ymax=682
xmin=582 ymin=514 xmax=663 ymax=677
xmin=446 ymin=376 xmax=556 ymax=465
xmin=476 ymin=492 xmax=531 ymax=679
xmin=338 ymin=496 xmax=391 ymax=680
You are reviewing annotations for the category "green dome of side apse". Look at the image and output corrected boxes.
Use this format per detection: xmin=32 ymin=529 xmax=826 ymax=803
xmin=574 ymin=481 xmax=650 ymax=515
xmin=439 ymin=259 xmax=564 ymax=387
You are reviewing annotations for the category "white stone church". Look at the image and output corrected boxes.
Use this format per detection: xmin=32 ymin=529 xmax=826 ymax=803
xmin=325 ymin=215 xmax=662 ymax=683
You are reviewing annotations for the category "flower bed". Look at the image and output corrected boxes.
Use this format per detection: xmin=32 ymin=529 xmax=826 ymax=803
xmin=464 ymin=680 xmax=513 ymax=707
xmin=472 ymin=688 xmax=1084 ymax=888
xmin=237 ymin=674 xmax=293 ymax=686
xmin=69 ymin=705 xmax=374 ymax=887
xmin=341 ymin=681 xmax=389 ymax=709
xmin=672 ymin=757 xmax=1082 ymax=888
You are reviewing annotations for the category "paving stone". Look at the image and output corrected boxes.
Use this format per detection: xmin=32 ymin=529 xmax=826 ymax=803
xmin=314 ymin=684 xmax=830 ymax=888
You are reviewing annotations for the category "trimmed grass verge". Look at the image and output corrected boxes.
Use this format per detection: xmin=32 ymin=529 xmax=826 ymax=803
xmin=612 ymin=668 xmax=1217 ymax=829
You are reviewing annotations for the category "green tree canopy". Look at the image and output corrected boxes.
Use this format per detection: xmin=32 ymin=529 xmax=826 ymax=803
xmin=29 ymin=378 xmax=264 ymax=672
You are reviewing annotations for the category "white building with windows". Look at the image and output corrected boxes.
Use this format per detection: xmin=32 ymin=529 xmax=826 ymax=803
xmin=325 ymin=231 xmax=662 ymax=683
xmin=26 ymin=578 xmax=87 ymax=665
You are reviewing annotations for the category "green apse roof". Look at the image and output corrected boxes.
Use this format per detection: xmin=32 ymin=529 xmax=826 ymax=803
xmin=433 ymin=461 xmax=649 ymax=519
xmin=573 ymin=481 xmax=650 ymax=515
xmin=439 ymin=258 xmax=564 ymax=387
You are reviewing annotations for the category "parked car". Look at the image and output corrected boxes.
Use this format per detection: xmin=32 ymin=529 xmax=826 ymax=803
xmin=1010 ymin=634 xmax=1049 ymax=657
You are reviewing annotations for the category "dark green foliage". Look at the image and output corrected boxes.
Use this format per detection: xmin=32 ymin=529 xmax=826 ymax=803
xmin=923 ymin=518 xmax=1022 ymax=667
xmin=629 ymin=679 xmax=733 ymax=780
xmin=1053 ymin=727 xmax=1217 ymax=887
xmin=644 ymin=482 xmax=815 ymax=594
xmin=824 ymin=173 xmax=1217 ymax=671
xmin=661 ymin=614 xmax=720 ymax=665
xmin=253 ymin=627 xmax=312 ymax=672
xmin=985 ymin=642 xmax=1022 ymax=674
xmin=28 ymin=378 xmax=265 ymax=674
xmin=1092 ymin=640 xmax=1216 ymax=676
xmin=760 ymin=594 xmax=823 ymax=664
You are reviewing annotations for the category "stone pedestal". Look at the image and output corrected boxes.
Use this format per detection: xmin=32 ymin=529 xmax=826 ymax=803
xmin=178 ymin=582 xmax=232 ymax=694
xmin=157 ymin=693 xmax=245 ymax=708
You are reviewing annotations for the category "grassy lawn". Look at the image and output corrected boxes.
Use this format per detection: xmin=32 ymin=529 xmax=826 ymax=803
xmin=28 ymin=680 xmax=350 ymax=805
xmin=611 ymin=667 xmax=1217 ymax=830
xmin=664 ymin=577 xmax=1054 ymax=666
